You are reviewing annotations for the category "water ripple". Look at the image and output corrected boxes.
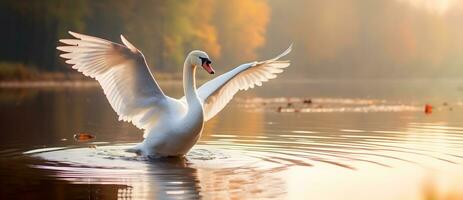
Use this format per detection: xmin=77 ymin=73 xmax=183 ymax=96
xmin=0 ymin=122 xmax=462 ymax=199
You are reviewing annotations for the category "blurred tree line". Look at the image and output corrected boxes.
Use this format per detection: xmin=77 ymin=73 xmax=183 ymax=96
xmin=0 ymin=0 xmax=269 ymax=77
xmin=4 ymin=0 xmax=461 ymax=80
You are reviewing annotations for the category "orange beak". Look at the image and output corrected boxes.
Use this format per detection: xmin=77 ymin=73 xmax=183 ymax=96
xmin=202 ymin=62 xmax=215 ymax=74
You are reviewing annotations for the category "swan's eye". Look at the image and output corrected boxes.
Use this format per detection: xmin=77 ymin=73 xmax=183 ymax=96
xmin=199 ymin=57 xmax=212 ymax=65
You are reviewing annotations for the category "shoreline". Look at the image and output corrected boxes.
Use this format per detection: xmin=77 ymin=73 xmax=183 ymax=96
xmin=2 ymin=78 xmax=462 ymax=89
xmin=0 ymin=80 xmax=99 ymax=88
xmin=0 ymin=79 xmax=186 ymax=88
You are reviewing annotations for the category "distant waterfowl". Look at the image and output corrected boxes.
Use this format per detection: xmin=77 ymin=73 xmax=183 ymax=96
xmin=57 ymin=32 xmax=291 ymax=157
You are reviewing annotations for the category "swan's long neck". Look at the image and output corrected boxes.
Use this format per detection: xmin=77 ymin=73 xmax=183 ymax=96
xmin=183 ymin=58 xmax=202 ymax=114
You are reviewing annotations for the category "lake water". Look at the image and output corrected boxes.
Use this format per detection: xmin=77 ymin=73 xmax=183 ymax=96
xmin=1 ymin=79 xmax=463 ymax=200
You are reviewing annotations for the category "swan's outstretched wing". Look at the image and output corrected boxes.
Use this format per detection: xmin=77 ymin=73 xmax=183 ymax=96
xmin=57 ymin=31 xmax=171 ymax=130
xmin=194 ymin=45 xmax=292 ymax=121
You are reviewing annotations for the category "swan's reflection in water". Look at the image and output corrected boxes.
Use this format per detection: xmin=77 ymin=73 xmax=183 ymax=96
xmin=142 ymin=157 xmax=202 ymax=199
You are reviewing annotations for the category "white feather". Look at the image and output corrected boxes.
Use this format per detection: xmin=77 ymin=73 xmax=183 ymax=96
xmin=57 ymin=31 xmax=175 ymax=130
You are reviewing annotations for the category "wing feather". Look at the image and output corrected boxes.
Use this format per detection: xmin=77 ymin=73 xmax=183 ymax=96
xmin=57 ymin=31 xmax=170 ymax=130
xmin=191 ymin=45 xmax=292 ymax=121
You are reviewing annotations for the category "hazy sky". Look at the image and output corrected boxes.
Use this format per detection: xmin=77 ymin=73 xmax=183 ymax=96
xmin=261 ymin=0 xmax=463 ymax=78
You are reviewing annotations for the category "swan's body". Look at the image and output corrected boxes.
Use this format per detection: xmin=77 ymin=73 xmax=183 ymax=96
xmin=58 ymin=32 xmax=291 ymax=157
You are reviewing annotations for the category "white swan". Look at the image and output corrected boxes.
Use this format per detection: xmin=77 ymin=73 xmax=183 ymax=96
xmin=57 ymin=32 xmax=291 ymax=157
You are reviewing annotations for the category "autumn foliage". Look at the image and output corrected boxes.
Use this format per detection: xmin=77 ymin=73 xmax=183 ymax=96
xmin=0 ymin=0 xmax=270 ymax=74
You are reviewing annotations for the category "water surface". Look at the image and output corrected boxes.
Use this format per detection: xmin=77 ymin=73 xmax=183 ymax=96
xmin=1 ymin=79 xmax=463 ymax=199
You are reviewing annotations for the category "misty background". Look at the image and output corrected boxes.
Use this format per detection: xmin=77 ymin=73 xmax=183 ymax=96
xmin=0 ymin=0 xmax=462 ymax=80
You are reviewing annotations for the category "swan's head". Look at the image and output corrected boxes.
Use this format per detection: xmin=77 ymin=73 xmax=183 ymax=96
xmin=189 ymin=50 xmax=215 ymax=74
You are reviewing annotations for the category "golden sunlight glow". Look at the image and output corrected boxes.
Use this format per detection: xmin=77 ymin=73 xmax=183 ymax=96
xmin=397 ymin=0 xmax=456 ymax=14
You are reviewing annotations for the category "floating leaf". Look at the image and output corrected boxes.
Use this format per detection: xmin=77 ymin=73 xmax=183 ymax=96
xmin=74 ymin=133 xmax=95 ymax=142
xmin=425 ymin=104 xmax=433 ymax=114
